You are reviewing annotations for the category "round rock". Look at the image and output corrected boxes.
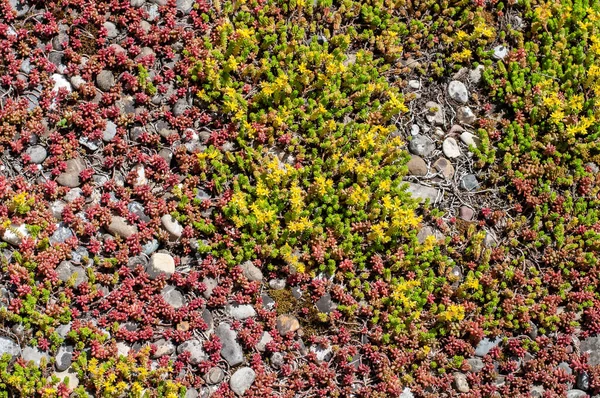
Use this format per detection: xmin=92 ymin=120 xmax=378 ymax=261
xmin=442 ymin=137 xmax=461 ymax=158
xmin=448 ymin=80 xmax=469 ymax=103
xmin=230 ymin=367 xmax=256 ymax=396
xmin=96 ymin=70 xmax=115 ymax=91
xmin=276 ymin=314 xmax=300 ymax=335
xmin=26 ymin=145 xmax=47 ymax=164
xmin=407 ymin=155 xmax=428 ymax=176
xmin=161 ymin=215 xmax=183 ymax=240
xmin=147 ymin=253 xmax=175 ymax=280
xmin=433 ymin=158 xmax=454 ymax=179
xmin=409 ymin=135 xmax=435 ymax=157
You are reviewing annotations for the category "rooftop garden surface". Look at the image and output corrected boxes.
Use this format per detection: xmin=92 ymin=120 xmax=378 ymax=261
xmin=0 ymin=0 xmax=599 ymax=397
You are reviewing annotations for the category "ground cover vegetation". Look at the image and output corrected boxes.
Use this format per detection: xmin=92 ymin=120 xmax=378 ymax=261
xmin=0 ymin=0 xmax=599 ymax=396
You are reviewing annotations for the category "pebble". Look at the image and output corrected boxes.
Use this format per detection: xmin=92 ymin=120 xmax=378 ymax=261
xmin=202 ymin=308 xmax=214 ymax=334
xmin=405 ymin=182 xmax=440 ymax=203
xmin=310 ymin=344 xmax=333 ymax=362
xmin=152 ymin=339 xmax=175 ymax=358
xmin=117 ymin=342 xmax=130 ymax=357
xmin=467 ymin=358 xmax=484 ymax=372
xmin=132 ymin=164 xmax=147 ymax=187
xmin=410 ymin=124 xmax=420 ymax=135
xmin=202 ymin=277 xmax=217 ymax=299
xmin=57 ymin=158 xmax=86 ymax=187
xmin=130 ymin=0 xmax=146 ymax=7
xmin=408 ymin=80 xmax=421 ymax=90
xmin=26 ymin=145 xmax=47 ymax=164
xmin=240 ymin=260 xmax=263 ymax=282
xmin=128 ymin=201 xmax=151 ymax=223
xmin=177 ymin=340 xmax=206 ymax=365
xmin=576 ymin=372 xmax=590 ymax=391
xmin=409 ymin=135 xmax=436 ymax=157
xmin=161 ymin=214 xmax=183 ymax=240
xmin=79 ymin=136 xmax=101 ymax=151
xmin=461 ymin=174 xmax=480 ymax=191
xmin=2 ymin=223 xmax=30 ymax=246
xmin=51 ymin=369 xmax=79 ymax=390
xmin=0 ymin=337 xmax=20 ymax=359
xmin=448 ymin=124 xmax=465 ymax=135
xmin=226 ymin=303 xmax=257 ymax=320
xmin=276 ymin=314 xmax=300 ymax=335
xmin=51 ymin=73 xmax=72 ymax=95
xmin=457 ymin=106 xmax=476 ymax=125
xmin=425 ymin=101 xmax=445 ymax=125
xmin=22 ymin=346 xmax=50 ymax=366
xmin=176 ymin=0 xmax=195 ymax=13
xmin=454 ymin=372 xmax=470 ymax=392
xmin=261 ymin=294 xmax=275 ymax=310
xmin=96 ymin=70 xmax=115 ymax=91
xmin=55 ymin=345 xmax=74 ymax=371
xmin=460 ymin=132 xmax=481 ymax=149
xmin=448 ymin=80 xmax=469 ymax=103
xmin=269 ymin=279 xmax=286 ymax=290
xmin=530 ymin=386 xmax=544 ymax=397
xmin=161 ymin=285 xmax=185 ymax=309
xmin=216 ymin=323 xmax=244 ymax=366
xmin=475 ymin=337 xmax=502 ymax=357
xmin=493 ymin=45 xmax=509 ymax=60
xmin=204 ymin=367 xmax=225 ymax=385
xmin=55 ymin=261 xmax=88 ymax=288
xmin=230 ymin=367 xmax=256 ymax=396
xmin=433 ymin=157 xmax=454 ymax=179
xmin=442 ymin=137 xmax=461 ymax=158
xmin=469 ymin=65 xmax=485 ymax=84
xmin=142 ymin=239 xmax=159 ymax=256
xmin=172 ymin=99 xmax=189 ymax=116
xmin=580 ymin=336 xmax=600 ymax=365
xmin=270 ymin=352 xmax=285 ymax=369
xmin=407 ymin=155 xmax=428 ymax=176
xmin=567 ymin=390 xmax=588 ymax=398
xmin=107 ymin=216 xmax=138 ymax=238
xmin=256 ymin=332 xmax=273 ymax=352
xmin=459 ymin=206 xmax=475 ymax=221
xmin=103 ymin=21 xmax=119 ymax=39
xmin=400 ymin=388 xmax=415 ymax=398
xmin=147 ymin=253 xmax=175 ymax=280
xmin=8 ymin=0 xmax=29 ymax=17
xmin=316 ymin=293 xmax=337 ymax=313
xmin=103 ymin=121 xmax=118 ymax=142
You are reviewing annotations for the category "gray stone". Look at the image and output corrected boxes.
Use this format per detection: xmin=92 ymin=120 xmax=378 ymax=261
xmin=52 ymin=30 xmax=69 ymax=51
xmin=161 ymin=285 xmax=185 ymax=309
xmin=407 ymin=155 xmax=428 ymax=176
xmin=459 ymin=206 xmax=475 ymax=221
xmin=26 ymin=145 xmax=47 ymax=164
xmin=409 ymin=135 xmax=435 ymax=157
xmin=425 ymin=102 xmax=444 ymax=125
xmin=103 ymin=121 xmax=118 ymax=142
xmin=176 ymin=0 xmax=194 ymax=13
xmin=55 ymin=261 xmax=87 ymax=288
xmin=261 ymin=294 xmax=275 ymax=310
xmin=405 ymin=182 xmax=440 ymax=203
xmin=20 ymin=58 xmax=31 ymax=74
xmin=79 ymin=136 xmax=101 ymax=151
xmin=457 ymin=106 xmax=476 ymax=125
xmin=408 ymin=80 xmax=421 ymax=90
xmin=2 ymin=223 xmax=30 ymax=246
xmin=469 ymin=65 xmax=485 ymax=84
xmin=433 ymin=158 xmax=454 ymax=179
xmin=204 ymin=367 xmax=224 ymax=385
xmin=57 ymin=158 xmax=86 ymax=187
xmin=493 ymin=45 xmax=509 ymax=60
xmin=442 ymin=137 xmax=461 ymax=158
xmin=270 ymin=352 xmax=284 ymax=369
xmin=55 ymin=324 xmax=71 ymax=339
xmin=9 ymin=0 xmax=30 ymax=18
xmin=316 ymin=293 xmax=336 ymax=313
xmin=567 ymin=390 xmax=588 ymax=398
xmin=177 ymin=340 xmax=206 ymax=365
xmin=103 ymin=22 xmax=119 ymax=39
xmin=172 ymin=99 xmax=189 ymax=116
xmin=460 ymin=131 xmax=481 ymax=149
xmin=240 ymin=261 xmax=263 ymax=282
xmin=70 ymin=246 xmax=90 ymax=265
xmin=127 ymin=255 xmax=148 ymax=270
xmin=461 ymin=174 xmax=480 ymax=191
xmin=310 ymin=344 xmax=333 ymax=362
xmin=96 ymin=70 xmax=115 ymax=91
xmin=400 ymin=388 xmax=414 ymax=398
xmin=577 ymin=372 xmax=590 ymax=391
xmin=0 ymin=337 xmax=20 ymax=359
xmin=202 ymin=308 xmax=214 ymax=334
xmin=107 ymin=216 xmax=138 ymax=238
xmin=147 ymin=253 xmax=175 ymax=279
xmin=55 ymin=345 xmax=74 ymax=371
xmin=185 ymin=388 xmax=199 ymax=398
xmin=226 ymin=303 xmax=256 ymax=320
xmin=152 ymin=339 xmax=175 ymax=358
xmin=51 ymin=369 xmax=79 ymax=390
xmin=410 ymin=124 xmax=420 ymax=136
xmin=216 ymin=323 xmax=244 ymax=366
xmin=51 ymin=73 xmax=72 ymax=95
xmin=230 ymin=367 xmax=256 ymax=396
xmin=467 ymin=358 xmax=484 ymax=372
xmin=483 ymin=230 xmax=498 ymax=248
xmin=22 ymin=347 xmax=50 ymax=366
xmin=161 ymin=214 xmax=183 ymax=240
xmin=475 ymin=337 xmax=501 ymax=357
xmin=530 ymin=386 xmax=544 ymax=398
xmin=50 ymin=223 xmax=74 ymax=244
xmin=580 ymin=337 xmax=600 ymax=365
xmin=64 ymin=188 xmax=82 ymax=202
xmin=128 ymin=201 xmax=151 ymax=223
xmin=448 ymin=80 xmax=469 ymax=103
xmin=559 ymin=361 xmax=573 ymax=375
xmin=256 ymin=332 xmax=273 ymax=352
xmin=269 ymin=279 xmax=286 ymax=290
xmin=130 ymin=0 xmax=146 ymax=6
xmin=142 ymin=239 xmax=160 ymax=256
xmin=454 ymin=372 xmax=469 ymax=392
xmin=117 ymin=342 xmax=130 ymax=357
xmin=202 ymin=277 xmax=217 ymax=299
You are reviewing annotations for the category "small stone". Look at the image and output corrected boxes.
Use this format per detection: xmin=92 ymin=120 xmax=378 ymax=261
xmin=433 ymin=158 xmax=454 ymax=179
xmin=103 ymin=22 xmax=119 ymax=39
xmin=107 ymin=216 xmax=137 ymax=238
xmin=315 ymin=293 xmax=337 ymax=314
xmin=270 ymin=352 xmax=284 ymax=369
xmin=459 ymin=206 xmax=474 ymax=221
xmin=147 ymin=253 xmax=175 ymax=280
xmin=79 ymin=136 xmax=100 ymax=151
xmin=410 ymin=124 xmax=420 ymax=135
xmin=177 ymin=340 xmax=206 ymax=365
xmin=580 ymin=337 xmax=600 ymax=365
xmin=0 ymin=337 xmax=20 ymax=359
xmin=425 ymin=102 xmax=444 ymax=125
xmin=117 ymin=342 xmax=130 ymax=357
xmin=152 ymin=339 xmax=175 ymax=358
xmin=240 ymin=261 xmax=263 ymax=282
xmin=202 ymin=277 xmax=217 ymax=299
xmin=454 ymin=372 xmax=470 ymax=393
xmin=55 ymin=324 xmax=71 ymax=339
xmin=475 ymin=337 xmax=502 ymax=357
xmin=128 ymin=201 xmax=151 ymax=223
xmin=448 ymin=80 xmax=469 ymax=104
xmin=269 ymin=279 xmax=286 ymax=290
xmin=448 ymin=124 xmax=465 ymax=135
xmin=172 ymin=99 xmax=189 ymax=116
xmin=407 ymin=155 xmax=428 ymax=176
xmin=230 ymin=367 xmax=256 ymax=396
xmin=400 ymin=388 xmax=414 ymax=398
xmin=460 ymin=132 xmax=481 ymax=149
xmin=55 ymin=261 xmax=88 ymax=288
xmin=261 ymin=294 xmax=275 ymax=310
xmin=103 ymin=121 xmax=118 ymax=142
xmin=2 ymin=223 xmax=30 ymax=246
xmin=442 ymin=137 xmax=461 ymax=158
xmin=142 ymin=240 xmax=159 ymax=256
xmin=567 ymin=390 xmax=588 ymax=398
xmin=276 ymin=314 xmax=300 ymax=335
xmin=466 ymin=358 xmax=484 ymax=373
xmin=132 ymin=164 xmax=147 ymax=187
xmin=483 ymin=230 xmax=498 ymax=248
xmin=161 ymin=214 xmax=183 ymax=240
xmin=559 ymin=361 xmax=573 ymax=375
xmin=176 ymin=0 xmax=194 ymax=13
xmin=409 ymin=135 xmax=435 ymax=157
xmin=26 ymin=145 xmax=47 ymax=164
xmin=8 ymin=0 xmax=29 ymax=17
xmin=50 ymin=223 xmax=74 ymax=244
xmin=96 ymin=70 xmax=115 ymax=91
xmin=202 ymin=309 xmax=214 ymax=334
xmin=457 ymin=106 xmax=476 ymax=125
xmin=64 ymin=188 xmax=82 ymax=202
xmin=204 ymin=367 xmax=225 ymax=385
xmin=256 ymin=332 xmax=273 ymax=352
xmin=577 ymin=372 xmax=590 ymax=391
xmin=130 ymin=0 xmax=146 ymax=7
xmin=57 ymin=158 xmax=86 ymax=187
xmin=530 ymin=386 xmax=544 ymax=398
xmin=51 ymin=369 xmax=79 ymax=390
xmin=55 ymin=345 xmax=74 ymax=371
xmin=405 ymin=182 xmax=440 ymax=203
xmin=226 ymin=303 xmax=257 ymax=320
xmin=461 ymin=174 xmax=480 ymax=191
xmin=408 ymin=80 xmax=421 ymax=90
xmin=291 ymin=286 xmax=302 ymax=299
xmin=22 ymin=347 xmax=50 ymax=366
xmin=161 ymin=285 xmax=185 ymax=309
xmin=469 ymin=65 xmax=485 ymax=84
xmin=310 ymin=344 xmax=333 ymax=362
xmin=434 ymin=127 xmax=445 ymax=137
xmin=417 ymin=226 xmax=435 ymax=244
xmin=216 ymin=323 xmax=244 ymax=366
xmin=493 ymin=45 xmax=509 ymax=60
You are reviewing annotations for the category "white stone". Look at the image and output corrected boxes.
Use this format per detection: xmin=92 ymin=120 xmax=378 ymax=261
xmin=2 ymin=224 xmax=29 ymax=246
xmin=226 ymin=303 xmax=256 ymax=320
xmin=442 ymin=137 xmax=461 ymax=158
xmin=230 ymin=367 xmax=256 ymax=396
xmin=51 ymin=369 xmax=79 ymax=390
xmin=493 ymin=45 xmax=509 ymax=60
xmin=161 ymin=214 xmax=183 ymax=240
xmin=448 ymin=80 xmax=469 ymax=103
xmin=460 ymin=132 xmax=481 ymax=149
xmin=147 ymin=253 xmax=175 ymax=279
